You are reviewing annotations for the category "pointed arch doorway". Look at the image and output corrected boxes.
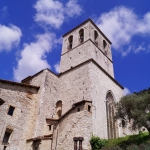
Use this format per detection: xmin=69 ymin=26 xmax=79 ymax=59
xmin=106 ymin=92 xmax=117 ymax=139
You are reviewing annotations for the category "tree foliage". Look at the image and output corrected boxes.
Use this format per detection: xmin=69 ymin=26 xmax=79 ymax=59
xmin=115 ymin=88 xmax=150 ymax=136
xmin=90 ymin=136 xmax=107 ymax=150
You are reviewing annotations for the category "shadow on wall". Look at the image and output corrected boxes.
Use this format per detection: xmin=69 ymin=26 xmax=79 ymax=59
xmin=55 ymin=100 xmax=62 ymax=119
xmin=32 ymin=140 xmax=41 ymax=150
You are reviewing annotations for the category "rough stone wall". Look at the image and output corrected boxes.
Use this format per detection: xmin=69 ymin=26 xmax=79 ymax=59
xmin=88 ymin=62 xmax=124 ymax=139
xmin=29 ymin=69 xmax=59 ymax=137
xmin=59 ymin=63 xmax=92 ymax=114
xmin=62 ymin=22 xmax=90 ymax=54
xmin=89 ymin=41 xmax=114 ymax=77
xmin=60 ymin=20 xmax=113 ymax=77
xmin=0 ymin=82 xmax=38 ymax=150
xmin=118 ymin=119 xmax=139 ymax=137
xmin=60 ymin=40 xmax=91 ymax=72
xmin=60 ymin=40 xmax=114 ymax=77
xmin=89 ymin=22 xmax=112 ymax=61
xmin=52 ymin=104 xmax=92 ymax=150
xmin=25 ymin=69 xmax=58 ymax=150
xmin=26 ymin=139 xmax=52 ymax=150
xmin=0 ymin=19 xmax=133 ymax=150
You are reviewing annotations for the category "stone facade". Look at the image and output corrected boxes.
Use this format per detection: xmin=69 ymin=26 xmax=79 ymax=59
xmin=0 ymin=19 xmax=136 ymax=150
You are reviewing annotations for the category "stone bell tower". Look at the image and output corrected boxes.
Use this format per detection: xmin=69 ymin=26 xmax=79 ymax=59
xmin=60 ymin=19 xmax=114 ymax=78
xmin=56 ymin=19 xmax=123 ymax=148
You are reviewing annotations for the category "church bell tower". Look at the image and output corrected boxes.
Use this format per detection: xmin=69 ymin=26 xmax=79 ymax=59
xmin=60 ymin=19 xmax=114 ymax=78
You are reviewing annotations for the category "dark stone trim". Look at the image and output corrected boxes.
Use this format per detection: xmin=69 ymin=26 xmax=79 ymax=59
xmin=26 ymin=134 xmax=52 ymax=142
xmin=0 ymin=79 xmax=40 ymax=89
xmin=21 ymin=68 xmax=59 ymax=83
xmin=61 ymin=39 xmax=113 ymax=63
xmin=61 ymin=39 xmax=89 ymax=56
xmin=59 ymin=59 xmax=123 ymax=89
xmin=46 ymin=100 xmax=92 ymax=123
xmin=91 ymin=60 xmax=123 ymax=89
xmin=89 ymin=39 xmax=113 ymax=63
xmin=21 ymin=76 xmax=32 ymax=83
xmin=73 ymin=137 xmax=84 ymax=150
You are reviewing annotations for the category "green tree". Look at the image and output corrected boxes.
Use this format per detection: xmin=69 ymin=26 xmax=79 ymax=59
xmin=115 ymin=88 xmax=150 ymax=136
xmin=90 ymin=136 xmax=107 ymax=150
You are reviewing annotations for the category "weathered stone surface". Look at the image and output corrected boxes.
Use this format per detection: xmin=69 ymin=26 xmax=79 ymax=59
xmin=0 ymin=19 xmax=134 ymax=150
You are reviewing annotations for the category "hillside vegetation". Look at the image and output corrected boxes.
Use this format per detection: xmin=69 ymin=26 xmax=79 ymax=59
xmin=90 ymin=132 xmax=150 ymax=150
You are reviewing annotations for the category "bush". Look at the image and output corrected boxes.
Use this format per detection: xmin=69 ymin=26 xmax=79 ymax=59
xmin=107 ymin=146 xmax=123 ymax=150
xmin=139 ymin=143 xmax=150 ymax=150
xmin=101 ymin=146 xmax=123 ymax=150
xmin=126 ymin=145 xmax=139 ymax=150
xmin=90 ymin=136 xmax=107 ymax=150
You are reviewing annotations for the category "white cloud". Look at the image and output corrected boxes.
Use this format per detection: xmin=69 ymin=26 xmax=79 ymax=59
xmin=34 ymin=0 xmax=64 ymax=28
xmin=121 ymin=46 xmax=132 ymax=57
xmin=96 ymin=6 xmax=150 ymax=54
xmin=13 ymin=33 xmax=55 ymax=81
xmin=34 ymin=0 xmax=82 ymax=28
xmin=13 ymin=0 xmax=82 ymax=81
xmin=54 ymin=62 xmax=60 ymax=73
xmin=54 ymin=37 xmax=62 ymax=45
xmin=65 ymin=0 xmax=82 ymax=17
xmin=0 ymin=6 xmax=8 ymax=18
xmin=0 ymin=24 xmax=22 ymax=52
xmin=123 ymin=87 xmax=131 ymax=96
xmin=137 ymin=12 xmax=150 ymax=34
xmin=134 ymin=45 xmax=145 ymax=53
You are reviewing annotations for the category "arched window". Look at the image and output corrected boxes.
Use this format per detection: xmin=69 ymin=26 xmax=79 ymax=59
xmin=68 ymin=35 xmax=73 ymax=50
xmin=55 ymin=100 xmax=62 ymax=119
xmin=79 ymin=29 xmax=84 ymax=43
xmin=103 ymin=40 xmax=107 ymax=49
xmin=106 ymin=92 xmax=117 ymax=139
xmin=122 ymin=119 xmax=126 ymax=128
xmin=94 ymin=30 xmax=98 ymax=46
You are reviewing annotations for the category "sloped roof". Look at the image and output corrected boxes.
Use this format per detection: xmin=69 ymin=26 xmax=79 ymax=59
xmin=0 ymin=78 xmax=39 ymax=89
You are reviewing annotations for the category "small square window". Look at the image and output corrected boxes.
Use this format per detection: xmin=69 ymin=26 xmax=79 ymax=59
xmin=49 ymin=125 xmax=51 ymax=131
xmin=3 ymin=132 xmax=11 ymax=145
xmin=77 ymin=108 xmax=80 ymax=112
xmin=0 ymin=98 xmax=5 ymax=105
xmin=88 ymin=105 xmax=91 ymax=112
xmin=8 ymin=106 xmax=15 ymax=116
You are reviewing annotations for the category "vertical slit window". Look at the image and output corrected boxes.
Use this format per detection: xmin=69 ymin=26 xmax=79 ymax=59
xmin=8 ymin=106 xmax=15 ymax=116
xmin=0 ymin=98 xmax=5 ymax=105
xmin=79 ymin=29 xmax=84 ymax=43
xmin=2 ymin=128 xmax=13 ymax=145
xmin=68 ymin=35 xmax=73 ymax=50
xmin=49 ymin=125 xmax=51 ymax=131
xmin=94 ymin=30 xmax=98 ymax=46
xmin=103 ymin=40 xmax=107 ymax=49
xmin=88 ymin=105 xmax=91 ymax=112
xmin=56 ymin=100 xmax=62 ymax=119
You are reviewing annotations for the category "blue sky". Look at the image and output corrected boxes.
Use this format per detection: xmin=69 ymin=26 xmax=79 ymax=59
xmin=0 ymin=0 xmax=150 ymax=94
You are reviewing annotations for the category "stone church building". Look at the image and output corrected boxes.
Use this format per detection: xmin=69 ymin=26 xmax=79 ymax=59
xmin=0 ymin=19 xmax=134 ymax=150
